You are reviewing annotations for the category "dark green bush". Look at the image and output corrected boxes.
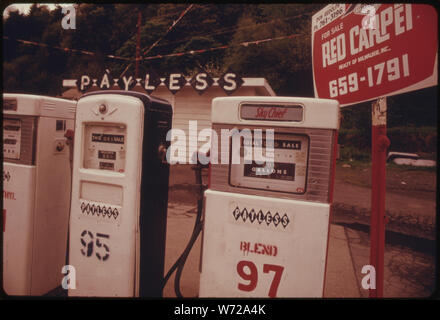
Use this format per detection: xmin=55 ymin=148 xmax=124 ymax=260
xmin=338 ymin=126 xmax=436 ymax=162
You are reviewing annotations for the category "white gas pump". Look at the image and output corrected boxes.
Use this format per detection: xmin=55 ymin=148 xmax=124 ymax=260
xmin=67 ymin=90 xmax=172 ymax=297
xmin=2 ymin=93 xmax=76 ymax=295
xmin=199 ymin=96 xmax=340 ymax=297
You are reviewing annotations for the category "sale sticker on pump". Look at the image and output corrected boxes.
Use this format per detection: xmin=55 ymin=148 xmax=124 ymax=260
xmin=311 ymin=4 xmax=437 ymax=106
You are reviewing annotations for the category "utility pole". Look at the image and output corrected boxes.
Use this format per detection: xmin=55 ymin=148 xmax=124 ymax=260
xmin=135 ymin=10 xmax=142 ymax=79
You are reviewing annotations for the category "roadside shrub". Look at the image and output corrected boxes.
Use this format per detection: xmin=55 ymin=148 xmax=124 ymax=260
xmin=339 ymin=126 xmax=437 ymax=157
xmin=387 ymin=127 xmax=437 ymax=154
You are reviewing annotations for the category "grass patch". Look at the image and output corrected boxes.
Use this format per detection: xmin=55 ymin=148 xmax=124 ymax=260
xmin=337 ymin=159 xmax=436 ymax=173
xmin=337 ymin=159 xmax=370 ymax=168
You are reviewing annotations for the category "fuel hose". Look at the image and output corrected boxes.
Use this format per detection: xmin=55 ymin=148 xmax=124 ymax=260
xmin=161 ymin=161 xmax=207 ymax=297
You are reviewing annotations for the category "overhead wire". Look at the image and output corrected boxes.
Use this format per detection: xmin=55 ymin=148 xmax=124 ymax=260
xmin=121 ymin=4 xmax=208 ymax=45
xmin=141 ymin=4 xmax=195 ymax=57
xmin=2 ymin=5 xmax=207 ymax=71
xmin=140 ymin=8 xmax=312 ymax=65
xmin=2 ymin=36 xmax=131 ymax=61
xmin=116 ymin=4 xmax=195 ymax=81
xmin=152 ymin=10 xmax=313 ymax=51
xmin=141 ymin=32 xmax=304 ymax=61
xmin=3 ymin=8 xmax=311 ymax=65
xmin=144 ymin=4 xmax=207 ymax=21
xmin=3 ymin=31 xmax=307 ymax=65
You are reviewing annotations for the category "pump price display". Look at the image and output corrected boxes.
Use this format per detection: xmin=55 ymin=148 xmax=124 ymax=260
xmin=243 ymin=138 xmax=300 ymax=181
xmin=98 ymin=151 xmax=116 ymax=160
xmin=3 ymin=119 xmax=21 ymax=160
xmin=230 ymin=133 xmax=309 ymax=194
xmin=312 ymin=4 xmax=438 ymax=106
xmin=84 ymin=124 xmax=126 ymax=172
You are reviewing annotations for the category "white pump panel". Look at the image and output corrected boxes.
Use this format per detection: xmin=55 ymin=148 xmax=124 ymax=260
xmin=68 ymin=94 xmax=144 ymax=297
xmin=2 ymin=94 xmax=76 ymax=296
xmin=199 ymin=96 xmax=339 ymax=298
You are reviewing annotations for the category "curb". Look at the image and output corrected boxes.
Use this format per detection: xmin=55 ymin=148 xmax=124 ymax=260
xmin=333 ymin=202 xmax=436 ymax=241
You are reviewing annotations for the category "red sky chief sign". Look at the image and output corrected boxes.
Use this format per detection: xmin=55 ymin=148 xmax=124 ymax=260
xmin=240 ymin=104 xmax=303 ymax=122
xmin=312 ymin=4 xmax=438 ymax=107
xmin=76 ymin=69 xmax=244 ymax=96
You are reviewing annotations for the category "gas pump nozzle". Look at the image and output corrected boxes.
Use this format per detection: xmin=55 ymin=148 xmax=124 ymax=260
xmin=191 ymin=151 xmax=210 ymax=199
xmin=64 ymin=129 xmax=74 ymax=172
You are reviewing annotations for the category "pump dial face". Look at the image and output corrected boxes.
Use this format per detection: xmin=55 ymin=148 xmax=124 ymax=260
xmin=230 ymin=132 xmax=309 ymax=194
xmin=3 ymin=119 xmax=21 ymax=160
xmin=83 ymin=123 xmax=126 ymax=173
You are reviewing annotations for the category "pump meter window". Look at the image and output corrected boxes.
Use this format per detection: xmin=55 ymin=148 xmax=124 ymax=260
xmin=3 ymin=118 xmax=22 ymax=160
xmin=230 ymin=133 xmax=309 ymax=194
xmin=83 ymin=123 xmax=126 ymax=172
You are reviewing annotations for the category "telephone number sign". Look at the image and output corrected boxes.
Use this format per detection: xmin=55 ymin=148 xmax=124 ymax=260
xmin=312 ymin=4 xmax=437 ymax=107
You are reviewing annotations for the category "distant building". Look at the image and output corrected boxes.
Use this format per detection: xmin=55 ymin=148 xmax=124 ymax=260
xmin=61 ymin=88 xmax=82 ymax=100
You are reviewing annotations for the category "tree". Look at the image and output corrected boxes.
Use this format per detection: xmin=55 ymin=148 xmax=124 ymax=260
xmin=222 ymin=4 xmax=322 ymax=96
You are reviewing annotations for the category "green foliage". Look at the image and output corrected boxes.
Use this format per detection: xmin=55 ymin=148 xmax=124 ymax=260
xmin=339 ymin=126 xmax=437 ymax=162
xmin=387 ymin=126 xmax=437 ymax=153
xmin=3 ymin=3 xmax=324 ymax=96
xmin=387 ymin=87 xmax=438 ymax=127
xmin=222 ymin=4 xmax=322 ymax=96
xmin=2 ymin=2 xmax=438 ymax=138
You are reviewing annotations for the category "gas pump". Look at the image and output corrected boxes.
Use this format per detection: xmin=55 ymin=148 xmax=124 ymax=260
xmin=199 ymin=96 xmax=340 ymax=297
xmin=67 ymin=90 xmax=172 ymax=297
xmin=2 ymin=93 xmax=76 ymax=295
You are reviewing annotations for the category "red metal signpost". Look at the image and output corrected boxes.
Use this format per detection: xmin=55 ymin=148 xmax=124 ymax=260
xmin=312 ymin=4 xmax=437 ymax=297
xmin=370 ymin=97 xmax=390 ymax=297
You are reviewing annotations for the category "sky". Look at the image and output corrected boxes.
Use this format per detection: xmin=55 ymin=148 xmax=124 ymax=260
xmin=3 ymin=3 xmax=73 ymax=18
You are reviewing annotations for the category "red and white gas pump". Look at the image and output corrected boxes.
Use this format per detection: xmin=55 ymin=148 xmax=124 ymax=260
xmin=199 ymin=96 xmax=340 ymax=297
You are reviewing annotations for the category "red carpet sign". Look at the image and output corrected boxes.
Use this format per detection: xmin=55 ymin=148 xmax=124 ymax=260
xmin=312 ymin=4 xmax=437 ymax=106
